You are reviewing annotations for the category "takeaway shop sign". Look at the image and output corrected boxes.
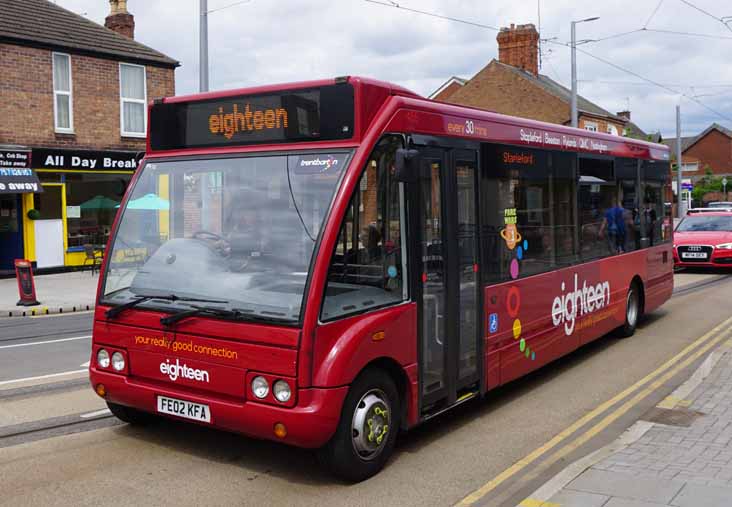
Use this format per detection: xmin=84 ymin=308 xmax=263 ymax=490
xmin=33 ymin=148 xmax=142 ymax=171
xmin=0 ymin=150 xmax=42 ymax=194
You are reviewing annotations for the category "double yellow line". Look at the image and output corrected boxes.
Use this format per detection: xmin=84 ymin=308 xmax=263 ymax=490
xmin=456 ymin=315 xmax=732 ymax=506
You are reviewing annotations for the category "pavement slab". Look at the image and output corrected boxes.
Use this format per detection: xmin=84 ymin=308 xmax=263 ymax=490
xmin=566 ymin=469 xmax=685 ymax=504
xmin=535 ymin=338 xmax=732 ymax=507
xmin=0 ymin=271 xmax=98 ymax=317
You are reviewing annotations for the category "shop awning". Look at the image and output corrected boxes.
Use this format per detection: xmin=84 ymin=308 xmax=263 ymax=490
xmin=0 ymin=168 xmax=42 ymax=194
xmin=0 ymin=150 xmax=43 ymax=194
xmin=0 ymin=149 xmax=42 ymax=194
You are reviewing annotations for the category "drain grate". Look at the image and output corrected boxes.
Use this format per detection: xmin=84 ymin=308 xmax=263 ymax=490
xmin=641 ymin=407 xmax=705 ymax=427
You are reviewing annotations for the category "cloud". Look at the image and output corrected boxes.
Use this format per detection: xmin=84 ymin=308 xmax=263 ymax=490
xmin=56 ymin=0 xmax=732 ymax=137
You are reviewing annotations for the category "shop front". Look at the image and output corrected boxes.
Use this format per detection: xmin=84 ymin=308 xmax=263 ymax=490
xmin=0 ymin=149 xmax=42 ymax=273
xmin=24 ymin=148 xmax=141 ymax=269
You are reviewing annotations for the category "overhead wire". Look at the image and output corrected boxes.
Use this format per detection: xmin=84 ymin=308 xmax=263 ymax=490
xmin=678 ymin=0 xmax=732 ymax=33
xmin=207 ymin=0 xmax=251 ymax=14
xmin=363 ymin=0 xmax=500 ymax=32
xmin=546 ymin=39 xmax=732 ymax=122
xmin=362 ymin=0 xmax=732 ymax=123
xmin=643 ymin=0 xmax=665 ymax=28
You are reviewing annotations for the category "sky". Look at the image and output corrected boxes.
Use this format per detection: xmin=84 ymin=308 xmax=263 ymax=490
xmin=53 ymin=0 xmax=732 ymax=138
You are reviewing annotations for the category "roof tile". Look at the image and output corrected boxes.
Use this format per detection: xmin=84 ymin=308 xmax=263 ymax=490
xmin=0 ymin=0 xmax=178 ymax=67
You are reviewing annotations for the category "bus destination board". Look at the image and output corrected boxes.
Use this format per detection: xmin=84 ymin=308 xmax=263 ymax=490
xmin=150 ymin=84 xmax=355 ymax=151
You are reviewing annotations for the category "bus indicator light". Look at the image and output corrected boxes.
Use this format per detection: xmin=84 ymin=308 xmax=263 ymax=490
xmin=274 ymin=423 xmax=287 ymax=439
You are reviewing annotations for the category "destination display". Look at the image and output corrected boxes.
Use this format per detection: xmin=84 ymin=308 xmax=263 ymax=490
xmin=150 ymin=84 xmax=355 ymax=151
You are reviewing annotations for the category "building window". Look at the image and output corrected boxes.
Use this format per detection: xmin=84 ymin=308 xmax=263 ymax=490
xmin=52 ymin=53 xmax=73 ymax=133
xmin=584 ymin=121 xmax=598 ymax=132
xmin=681 ymin=162 xmax=699 ymax=172
xmin=607 ymin=124 xmax=619 ymax=136
xmin=120 ymin=63 xmax=147 ymax=137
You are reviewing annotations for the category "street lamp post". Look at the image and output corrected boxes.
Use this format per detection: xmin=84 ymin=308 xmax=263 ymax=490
xmin=200 ymin=0 xmax=209 ymax=92
xmin=570 ymin=16 xmax=600 ymax=128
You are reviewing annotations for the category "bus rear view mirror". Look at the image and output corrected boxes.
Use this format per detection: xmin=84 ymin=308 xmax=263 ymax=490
xmin=395 ymin=149 xmax=420 ymax=183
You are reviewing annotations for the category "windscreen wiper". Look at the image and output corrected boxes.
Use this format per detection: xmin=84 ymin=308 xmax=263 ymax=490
xmin=105 ymin=293 xmax=229 ymax=320
xmin=160 ymin=304 xmax=296 ymax=327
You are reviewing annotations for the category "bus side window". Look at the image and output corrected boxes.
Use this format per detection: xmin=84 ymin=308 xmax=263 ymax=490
xmin=480 ymin=145 xmax=578 ymax=282
xmin=641 ymin=160 xmax=671 ymax=245
xmin=321 ymin=136 xmax=407 ymax=321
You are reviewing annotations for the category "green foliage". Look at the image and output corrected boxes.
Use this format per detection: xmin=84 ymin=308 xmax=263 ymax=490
xmin=691 ymin=167 xmax=725 ymax=202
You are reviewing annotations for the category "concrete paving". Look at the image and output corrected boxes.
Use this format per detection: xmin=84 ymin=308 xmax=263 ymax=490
xmin=531 ymin=337 xmax=732 ymax=507
xmin=0 ymin=271 xmax=99 ymax=317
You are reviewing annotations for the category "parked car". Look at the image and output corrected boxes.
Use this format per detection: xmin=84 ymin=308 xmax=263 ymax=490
xmin=673 ymin=211 xmax=732 ymax=268
xmin=707 ymin=201 xmax=732 ymax=210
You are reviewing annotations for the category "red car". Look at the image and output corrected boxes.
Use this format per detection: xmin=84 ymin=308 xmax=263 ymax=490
xmin=674 ymin=211 xmax=732 ymax=268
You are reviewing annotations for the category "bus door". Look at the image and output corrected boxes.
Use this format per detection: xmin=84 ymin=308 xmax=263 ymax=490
xmin=413 ymin=147 xmax=481 ymax=411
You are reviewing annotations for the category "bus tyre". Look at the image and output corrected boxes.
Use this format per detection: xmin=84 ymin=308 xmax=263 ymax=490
xmin=107 ymin=402 xmax=153 ymax=425
xmin=317 ymin=369 xmax=400 ymax=482
xmin=620 ymin=284 xmax=641 ymax=338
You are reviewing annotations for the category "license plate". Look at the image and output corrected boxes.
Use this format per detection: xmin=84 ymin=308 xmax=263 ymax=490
xmin=157 ymin=396 xmax=211 ymax=423
xmin=682 ymin=252 xmax=707 ymax=259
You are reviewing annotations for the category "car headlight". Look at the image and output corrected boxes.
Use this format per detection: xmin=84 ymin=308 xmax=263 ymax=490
xmin=111 ymin=352 xmax=125 ymax=371
xmin=252 ymin=376 xmax=269 ymax=399
xmin=716 ymin=243 xmax=732 ymax=250
xmin=97 ymin=349 xmax=110 ymax=368
xmin=273 ymin=380 xmax=291 ymax=403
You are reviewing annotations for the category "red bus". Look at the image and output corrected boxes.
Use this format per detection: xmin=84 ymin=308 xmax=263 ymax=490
xmin=90 ymin=76 xmax=673 ymax=481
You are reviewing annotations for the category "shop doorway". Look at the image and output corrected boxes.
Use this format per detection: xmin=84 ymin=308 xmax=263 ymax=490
xmin=0 ymin=195 xmax=23 ymax=271
xmin=33 ymin=184 xmax=65 ymax=268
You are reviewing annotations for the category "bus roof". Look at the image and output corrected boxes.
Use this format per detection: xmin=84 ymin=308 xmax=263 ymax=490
xmin=146 ymin=76 xmax=669 ymax=162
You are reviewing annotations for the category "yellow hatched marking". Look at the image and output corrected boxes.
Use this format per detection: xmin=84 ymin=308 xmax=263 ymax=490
xmin=518 ymin=499 xmax=560 ymax=507
xmin=657 ymin=395 xmax=692 ymax=409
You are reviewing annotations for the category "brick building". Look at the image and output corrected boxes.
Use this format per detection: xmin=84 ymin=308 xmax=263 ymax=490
xmin=665 ymin=123 xmax=732 ymax=181
xmin=0 ymin=0 xmax=177 ymax=273
xmin=429 ymin=24 xmax=643 ymax=138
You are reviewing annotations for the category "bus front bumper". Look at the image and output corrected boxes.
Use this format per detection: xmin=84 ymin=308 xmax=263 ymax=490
xmin=90 ymin=368 xmax=348 ymax=449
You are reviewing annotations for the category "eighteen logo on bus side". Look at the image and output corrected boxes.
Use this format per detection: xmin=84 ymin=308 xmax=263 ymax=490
xmin=552 ymin=274 xmax=611 ymax=336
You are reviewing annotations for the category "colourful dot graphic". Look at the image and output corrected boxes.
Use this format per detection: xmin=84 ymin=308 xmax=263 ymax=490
xmin=510 ymin=259 xmax=519 ymax=279
xmin=503 ymin=226 xmax=535 ymax=361
xmin=513 ymin=319 xmax=522 ymax=339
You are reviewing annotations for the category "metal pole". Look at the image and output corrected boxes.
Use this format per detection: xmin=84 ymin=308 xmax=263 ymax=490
xmin=199 ymin=0 xmax=209 ymax=92
xmin=676 ymin=105 xmax=684 ymax=218
xmin=570 ymin=21 xmax=578 ymax=128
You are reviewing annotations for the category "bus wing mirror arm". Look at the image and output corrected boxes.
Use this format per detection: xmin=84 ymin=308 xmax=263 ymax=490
xmin=394 ymin=149 xmax=420 ymax=183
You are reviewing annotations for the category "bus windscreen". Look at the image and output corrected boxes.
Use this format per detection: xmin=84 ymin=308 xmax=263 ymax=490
xmin=150 ymin=84 xmax=355 ymax=151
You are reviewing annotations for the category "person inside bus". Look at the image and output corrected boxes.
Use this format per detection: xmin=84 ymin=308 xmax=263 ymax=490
xmin=643 ymin=197 xmax=659 ymax=246
xmin=599 ymin=197 xmax=626 ymax=255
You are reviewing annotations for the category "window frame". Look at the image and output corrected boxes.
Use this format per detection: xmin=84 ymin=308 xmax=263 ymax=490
xmin=119 ymin=62 xmax=148 ymax=138
xmin=584 ymin=121 xmax=599 ymax=132
xmin=52 ymin=52 xmax=74 ymax=134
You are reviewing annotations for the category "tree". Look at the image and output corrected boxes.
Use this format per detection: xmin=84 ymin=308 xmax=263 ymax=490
xmin=691 ymin=166 xmax=723 ymax=202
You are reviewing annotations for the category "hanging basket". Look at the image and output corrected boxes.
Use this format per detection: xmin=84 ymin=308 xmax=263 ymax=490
xmin=26 ymin=209 xmax=41 ymax=220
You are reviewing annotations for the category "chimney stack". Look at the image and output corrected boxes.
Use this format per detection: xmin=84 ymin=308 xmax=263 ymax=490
xmin=616 ymin=111 xmax=631 ymax=121
xmin=105 ymin=0 xmax=135 ymax=39
xmin=496 ymin=23 xmax=540 ymax=76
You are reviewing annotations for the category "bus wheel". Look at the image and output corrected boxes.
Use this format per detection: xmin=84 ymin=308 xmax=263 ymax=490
xmin=620 ymin=283 xmax=641 ymax=338
xmin=107 ymin=402 xmax=153 ymax=425
xmin=317 ymin=368 xmax=400 ymax=482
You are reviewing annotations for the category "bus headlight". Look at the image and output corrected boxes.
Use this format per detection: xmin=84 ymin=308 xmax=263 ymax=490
xmin=111 ymin=352 xmax=125 ymax=371
xmin=97 ymin=349 xmax=110 ymax=368
xmin=252 ymin=376 xmax=269 ymax=399
xmin=273 ymin=380 xmax=291 ymax=403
